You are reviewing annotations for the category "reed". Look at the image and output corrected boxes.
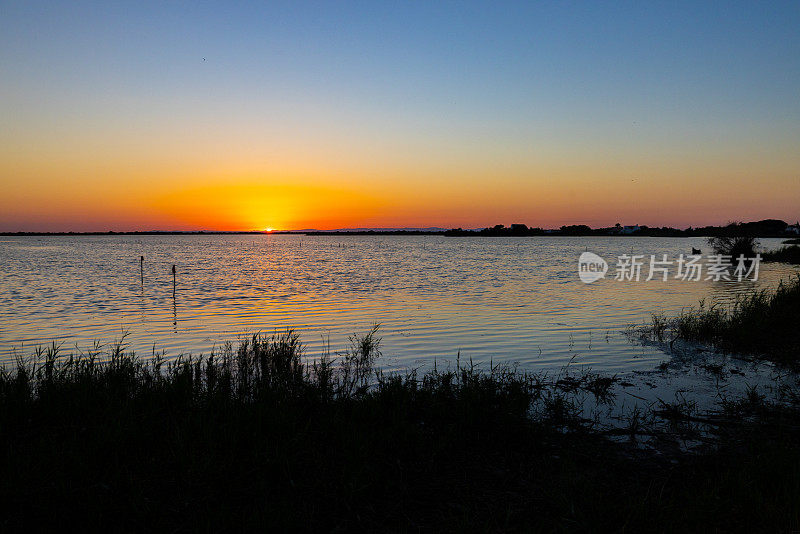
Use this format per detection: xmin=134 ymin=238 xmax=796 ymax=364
xmin=763 ymin=245 xmax=800 ymax=264
xmin=707 ymin=235 xmax=759 ymax=258
xmin=1 ymin=327 xmax=799 ymax=531
xmin=646 ymin=275 xmax=800 ymax=362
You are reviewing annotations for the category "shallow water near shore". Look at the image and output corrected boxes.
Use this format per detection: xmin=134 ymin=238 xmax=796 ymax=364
xmin=1 ymin=235 xmax=796 ymax=380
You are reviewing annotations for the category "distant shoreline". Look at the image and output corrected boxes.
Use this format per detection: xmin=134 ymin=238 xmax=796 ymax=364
xmin=0 ymin=231 xmax=794 ymax=238
xmin=1 ymin=218 xmax=798 ymax=238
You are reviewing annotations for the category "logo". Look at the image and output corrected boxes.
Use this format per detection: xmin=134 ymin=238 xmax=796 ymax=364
xmin=577 ymin=252 xmax=760 ymax=283
xmin=579 ymin=252 xmax=608 ymax=283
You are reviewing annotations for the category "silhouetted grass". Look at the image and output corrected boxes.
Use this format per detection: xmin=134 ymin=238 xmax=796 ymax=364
xmin=647 ymin=275 xmax=800 ymax=362
xmin=763 ymin=245 xmax=800 ymax=264
xmin=2 ymin=329 xmax=800 ymax=531
xmin=708 ymin=235 xmax=758 ymax=258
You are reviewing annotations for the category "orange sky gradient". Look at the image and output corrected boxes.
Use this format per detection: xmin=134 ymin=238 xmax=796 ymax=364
xmin=2 ymin=3 xmax=798 ymax=232
xmin=2 ymin=129 xmax=798 ymax=231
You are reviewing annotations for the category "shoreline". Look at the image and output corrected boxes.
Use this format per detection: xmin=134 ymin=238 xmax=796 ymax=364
xmin=3 ymin=230 xmax=798 ymax=238
xmin=2 ymin=217 xmax=799 ymax=238
xmin=2 ymin=326 xmax=798 ymax=531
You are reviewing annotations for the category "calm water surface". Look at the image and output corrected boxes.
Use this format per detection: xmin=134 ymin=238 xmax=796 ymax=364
xmin=1 ymin=235 xmax=796 ymax=374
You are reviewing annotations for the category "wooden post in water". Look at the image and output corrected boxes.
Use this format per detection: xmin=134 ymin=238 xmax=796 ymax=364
xmin=172 ymin=264 xmax=176 ymax=298
xmin=140 ymin=256 xmax=144 ymax=286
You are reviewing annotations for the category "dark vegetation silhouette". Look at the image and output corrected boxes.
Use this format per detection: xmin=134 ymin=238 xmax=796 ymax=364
xmin=708 ymin=235 xmax=759 ymax=258
xmin=763 ymin=245 xmax=800 ymax=264
xmin=2 ymin=322 xmax=800 ymax=530
xmin=646 ymin=275 xmax=800 ymax=362
xmin=444 ymin=218 xmax=799 ymax=237
xmin=3 ymin=218 xmax=798 ymax=237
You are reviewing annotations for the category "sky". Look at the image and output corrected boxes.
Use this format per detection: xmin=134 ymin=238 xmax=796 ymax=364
xmin=1 ymin=1 xmax=799 ymax=231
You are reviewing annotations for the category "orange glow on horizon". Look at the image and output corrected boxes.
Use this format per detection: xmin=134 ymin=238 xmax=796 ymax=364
xmin=1 ymin=129 xmax=798 ymax=231
xmin=148 ymin=182 xmax=391 ymax=232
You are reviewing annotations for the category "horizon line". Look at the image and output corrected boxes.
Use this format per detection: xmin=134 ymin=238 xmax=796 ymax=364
xmin=2 ymin=218 xmax=798 ymax=236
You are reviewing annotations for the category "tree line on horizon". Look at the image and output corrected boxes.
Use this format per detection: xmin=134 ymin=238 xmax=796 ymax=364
xmin=2 ymin=219 xmax=799 ymax=237
xmin=444 ymin=219 xmax=799 ymax=237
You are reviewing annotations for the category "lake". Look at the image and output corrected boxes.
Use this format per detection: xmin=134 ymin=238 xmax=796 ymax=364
xmin=1 ymin=235 xmax=796 ymax=376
